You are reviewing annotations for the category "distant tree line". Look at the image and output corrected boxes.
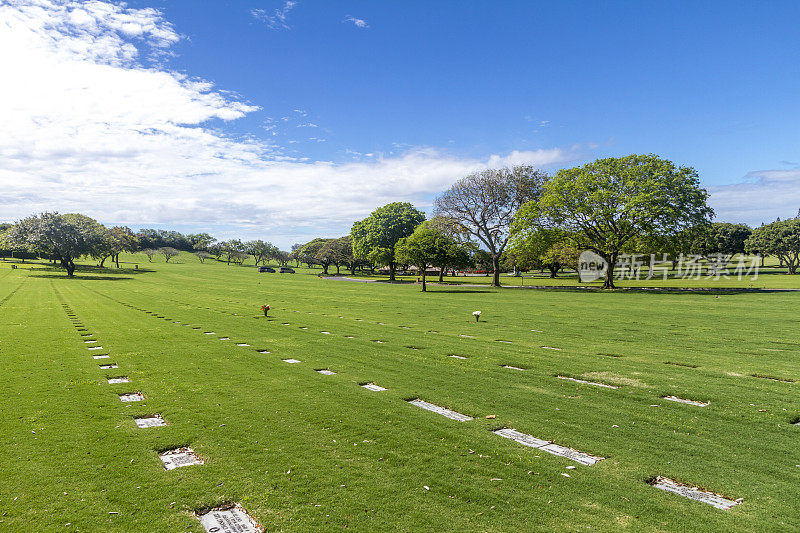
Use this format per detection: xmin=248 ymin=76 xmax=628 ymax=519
xmin=3 ymin=154 xmax=800 ymax=285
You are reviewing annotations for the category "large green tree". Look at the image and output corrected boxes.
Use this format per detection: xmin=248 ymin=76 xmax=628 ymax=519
xmin=535 ymin=154 xmax=713 ymax=288
xmin=745 ymin=219 xmax=800 ymax=274
xmin=351 ymin=202 xmax=425 ymax=281
xmin=434 ymin=165 xmax=548 ymax=287
xmin=4 ymin=212 xmax=106 ymax=276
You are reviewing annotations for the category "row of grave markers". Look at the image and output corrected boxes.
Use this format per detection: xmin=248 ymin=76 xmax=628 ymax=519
xmin=59 ymin=302 xmax=258 ymax=532
xmin=97 ymin=297 xmax=744 ymax=517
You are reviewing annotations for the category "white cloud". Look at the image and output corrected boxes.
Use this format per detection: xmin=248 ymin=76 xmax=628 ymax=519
xmin=708 ymin=169 xmax=800 ymax=225
xmin=344 ymin=15 xmax=369 ymax=28
xmin=0 ymin=0 xmax=580 ymax=247
xmin=251 ymin=1 xmax=297 ymax=30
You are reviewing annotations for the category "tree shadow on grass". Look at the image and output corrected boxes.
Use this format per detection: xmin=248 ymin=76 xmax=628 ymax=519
xmin=426 ymin=289 xmax=496 ymax=294
xmin=28 ymin=274 xmax=133 ymax=281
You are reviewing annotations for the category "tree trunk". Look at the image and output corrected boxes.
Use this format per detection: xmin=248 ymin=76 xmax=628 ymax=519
xmin=602 ymin=253 xmax=617 ymax=289
xmin=114 ymin=254 xmax=120 ymax=268
xmin=421 ymin=269 xmax=427 ymax=292
xmin=491 ymin=255 xmax=501 ymax=287
xmin=335 ymin=264 xmax=340 ymax=275
xmin=389 ymin=261 xmax=396 ymax=281
xmin=99 ymin=256 xmax=107 ymax=267
xmin=438 ymin=268 xmax=444 ymax=282
xmin=61 ymin=257 xmax=75 ymax=277
xmin=322 ymin=263 xmax=329 ymax=274
xmin=548 ymin=263 xmax=560 ymax=278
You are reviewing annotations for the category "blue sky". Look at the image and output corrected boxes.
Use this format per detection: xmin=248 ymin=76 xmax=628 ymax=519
xmin=2 ymin=0 xmax=799 ymax=247
xmin=142 ymin=0 xmax=800 ymax=181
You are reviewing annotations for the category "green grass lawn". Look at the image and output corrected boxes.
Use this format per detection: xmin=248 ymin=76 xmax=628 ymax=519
xmin=1 ymin=253 xmax=799 ymax=531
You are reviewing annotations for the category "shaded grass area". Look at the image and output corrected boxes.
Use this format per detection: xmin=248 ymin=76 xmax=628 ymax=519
xmin=1 ymin=254 xmax=799 ymax=531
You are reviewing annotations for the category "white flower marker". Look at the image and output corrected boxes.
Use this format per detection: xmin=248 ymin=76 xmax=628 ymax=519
xmin=473 ymin=310 xmax=482 ymax=322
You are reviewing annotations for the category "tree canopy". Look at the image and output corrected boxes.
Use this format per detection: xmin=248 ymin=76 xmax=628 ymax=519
xmin=434 ymin=165 xmax=548 ymax=286
xmin=351 ymin=202 xmax=425 ymax=281
xmin=745 ymin=219 xmax=800 ymax=274
xmin=534 ymin=154 xmax=713 ymax=288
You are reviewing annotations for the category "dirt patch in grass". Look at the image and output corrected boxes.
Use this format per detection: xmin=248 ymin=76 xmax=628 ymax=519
xmin=664 ymin=361 xmax=699 ymax=368
xmin=581 ymin=371 xmax=647 ymax=388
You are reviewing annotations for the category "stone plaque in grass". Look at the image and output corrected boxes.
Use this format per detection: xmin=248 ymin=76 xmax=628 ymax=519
xmin=557 ymin=376 xmax=618 ymax=389
xmin=84 ymin=340 xmax=98 ymax=344
xmin=459 ymin=334 xmax=474 ymax=338
xmin=236 ymin=343 xmax=250 ymax=347
xmin=88 ymin=346 xmax=103 ymax=351
xmin=135 ymin=415 xmax=166 ymax=428
xmin=204 ymin=332 xmax=216 ymax=335
xmin=449 ymin=355 xmax=467 ymax=360
xmin=361 ymin=383 xmax=387 ymax=392
xmin=493 ymin=428 xmax=550 ymax=448
xmin=539 ymin=443 xmax=604 ymax=466
xmin=119 ymin=392 xmax=144 ymax=402
xmin=93 ymin=355 xmax=110 ymax=359
xmin=504 ymin=365 xmax=525 ymax=371
xmin=99 ymin=363 xmax=118 ymax=369
xmin=107 ymin=377 xmax=130 ymax=384
xmin=408 ymin=399 xmax=473 ymax=421
xmin=219 ymin=337 xmax=230 ymax=341
xmin=197 ymin=504 xmax=261 ymax=533
xmin=282 ymin=358 xmax=301 ymax=364
xmin=541 ymin=346 xmax=562 ymax=351
xmin=320 ymin=331 xmax=331 ymax=334
xmin=159 ymin=447 xmax=203 ymax=470
xmin=317 ymin=369 xmax=337 ymax=375
xmin=663 ymin=395 xmax=709 ymax=407
xmin=258 ymin=350 xmax=271 ymax=354
xmin=650 ymin=476 xmax=740 ymax=510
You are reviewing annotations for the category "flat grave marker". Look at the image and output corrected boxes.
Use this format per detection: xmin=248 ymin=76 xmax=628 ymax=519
xmin=496 ymin=340 xmax=513 ymax=344
xmin=494 ymin=428 xmax=550 ymax=448
xmin=408 ymin=399 xmax=473 ymax=421
xmin=258 ymin=350 xmax=271 ymax=354
xmin=459 ymin=334 xmax=474 ymax=338
xmin=541 ymin=346 xmax=563 ymax=351
xmin=449 ymin=355 xmax=467 ymax=360
xmin=504 ymin=365 xmax=525 ymax=371
xmin=650 ymin=476 xmax=740 ymax=510
xmin=320 ymin=331 xmax=331 ymax=335
xmin=135 ymin=415 xmax=166 ymax=428
xmin=317 ymin=369 xmax=337 ymax=375
xmin=99 ymin=363 xmax=118 ymax=369
xmin=493 ymin=428 xmax=604 ymax=465
xmin=159 ymin=447 xmax=203 ymax=470
xmin=361 ymin=383 xmax=387 ymax=392
xmin=88 ymin=346 xmax=103 ymax=351
xmin=93 ymin=355 xmax=110 ymax=359
xmin=107 ymin=377 xmax=130 ymax=384
xmin=197 ymin=504 xmax=261 ymax=533
xmin=282 ymin=358 xmax=301 ymax=364
xmin=236 ymin=343 xmax=250 ymax=347
xmin=119 ymin=392 xmax=144 ymax=402
xmin=557 ymin=375 xmax=618 ymax=389
xmin=83 ymin=340 xmax=97 ymax=344
xmin=204 ymin=332 xmax=216 ymax=335
xmin=663 ymin=396 xmax=709 ymax=407
xmin=219 ymin=337 xmax=230 ymax=341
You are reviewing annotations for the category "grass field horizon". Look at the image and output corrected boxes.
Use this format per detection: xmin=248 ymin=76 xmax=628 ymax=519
xmin=2 ymin=252 xmax=799 ymax=531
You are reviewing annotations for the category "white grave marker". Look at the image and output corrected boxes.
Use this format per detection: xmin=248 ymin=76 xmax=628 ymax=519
xmin=119 ymin=392 xmax=144 ymax=402
xmin=88 ymin=346 xmax=103 ymax=351
xmin=317 ymin=369 xmax=337 ymax=375
xmin=494 ymin=428 xmax=550 ymax=448
xmin=93 ymin=355 xmax=110 ymax=359
xmin=135 ymin=415 xmax=166 ymax=428
xmin=361 ymin=383 xmax=387 ymax=391
xmin=408 ymin=399 xmax=473 ymax=421
xmin=84 ymin=340 xmax=97 ymax=344
xmin=236 ymin=343 xmax=250 ymax=347
xmin=282 ymin=358 xmax=301 ymax=364
xmin=541 ymin=346 xmax=562 ymax=351
xmin=159 ymin=447 xmax=203 ymax=470
xmin=663 ymin=396 xmax=709 ymax=407
xmin=219 ymin=337 xmax=230 ymax=341
xmin=99 ymin=364 xmax=118 ymax=369
xmin=107 ymin=377 xmax=130 ymax=384
xmin=557 ymin=375 xmax=618 ymax=389
xmin=459 ymin=334 xmax=474 ymax=338
xmin=650 ymin=476 xmax=740 ymax=510
xmin=449 ymin=355 xmax=467 ymax=360
xmin=205 ymin=332 xmax=216 ymax=335
xmin=320 ymin=331 xmax=331 ymax=335
xmin=197 ymin=504 xmax=261 ymax=533
xmin=258 ymin=350 xmax=271 ymax=354
xmin=504 ymin=365 xmax=525 ymax=371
